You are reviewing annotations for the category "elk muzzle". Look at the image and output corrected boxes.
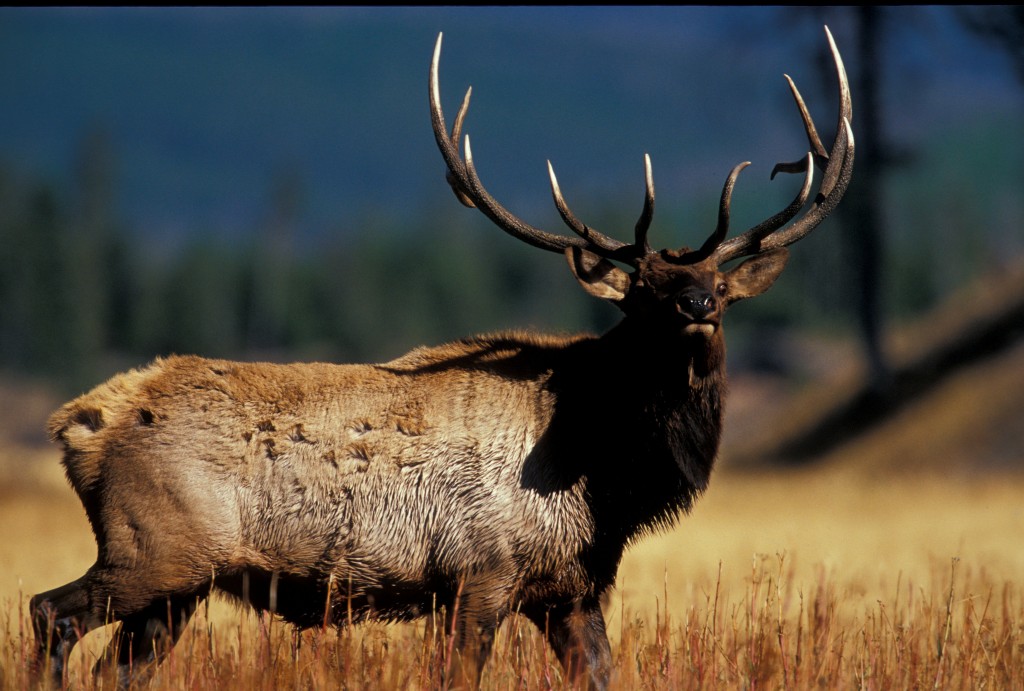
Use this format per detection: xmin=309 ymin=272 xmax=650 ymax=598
xmin=677 ymin=288 xmax=720 ymax=335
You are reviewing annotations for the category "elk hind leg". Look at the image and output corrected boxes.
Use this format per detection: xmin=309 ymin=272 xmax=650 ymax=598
xmin=448 ymin=620 xmax=497 ymax=690
xmin=445 ymin=582 xmax=507 ymax=688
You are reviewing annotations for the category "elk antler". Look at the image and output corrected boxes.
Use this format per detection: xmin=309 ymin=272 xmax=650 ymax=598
xmin=430 ymin=33 xmax=652 ymax=265
xmin=430 ymin=28 xmax=853 ymax=269
xmin=676 ymin=26 xmax=854 ymax=266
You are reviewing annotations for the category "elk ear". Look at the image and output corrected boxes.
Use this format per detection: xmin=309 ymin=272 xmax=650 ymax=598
xmin=565 ymin=246 xmax=631 ymax=302
xmin=723 ymin=248 xmax=789 ymax=303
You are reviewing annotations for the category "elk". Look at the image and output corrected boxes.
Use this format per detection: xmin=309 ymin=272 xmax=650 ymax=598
xmin=31 ymin=28 xmax=852 ymax=689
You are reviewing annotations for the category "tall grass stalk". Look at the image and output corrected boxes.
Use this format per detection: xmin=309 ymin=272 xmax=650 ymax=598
xmin=2 ymin=557 xmax=1020 ymax=689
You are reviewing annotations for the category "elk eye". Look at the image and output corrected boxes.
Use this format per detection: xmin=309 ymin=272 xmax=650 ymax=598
xmin=716 ymin=282 xmax=728 ymax=297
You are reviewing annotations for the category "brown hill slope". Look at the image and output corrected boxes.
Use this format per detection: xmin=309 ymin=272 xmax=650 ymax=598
xmin=725 ymin=263 xmax=1024 ymax=474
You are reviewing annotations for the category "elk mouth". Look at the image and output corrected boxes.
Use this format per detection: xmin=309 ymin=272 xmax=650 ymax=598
xmin=683 ymin=320 xmax=719 ymax=336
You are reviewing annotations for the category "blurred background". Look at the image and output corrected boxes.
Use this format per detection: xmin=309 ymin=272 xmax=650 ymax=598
xmin=0 ymin=6 xmax=1022 ymax=474
xmin=3 ymin=13 xmax=1024 ymax=677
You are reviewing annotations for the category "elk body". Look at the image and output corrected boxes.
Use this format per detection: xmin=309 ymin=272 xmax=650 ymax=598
xmin=31 ymin=29 xmax=853 ymax=689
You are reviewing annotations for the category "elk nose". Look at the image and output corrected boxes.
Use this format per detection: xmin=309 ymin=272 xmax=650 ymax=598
xmin=682 ymin=291 xmax=715 ymax=319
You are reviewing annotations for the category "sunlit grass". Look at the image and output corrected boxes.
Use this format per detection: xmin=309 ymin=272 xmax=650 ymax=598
xmin=2 ymin=455 xmax=1022 ymax=689
xmin=3 ymin=556 xmax=1020 ymax=689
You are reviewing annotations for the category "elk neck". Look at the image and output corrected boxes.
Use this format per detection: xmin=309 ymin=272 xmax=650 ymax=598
xmin=592 ymin=312 xmax=728 ymax=396
xmin=546 ymin=314 xmax=727 ymax=536
xmin=601 ymin=312 xmax=726 ymax=480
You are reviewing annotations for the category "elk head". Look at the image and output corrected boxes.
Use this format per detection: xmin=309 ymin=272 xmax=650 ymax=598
xmin=429 ymin=29 xmax=853 ymax=348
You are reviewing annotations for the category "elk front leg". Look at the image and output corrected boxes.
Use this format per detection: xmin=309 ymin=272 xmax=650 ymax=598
xmin=527 ymin=597 xmax=612 ymax=691
xmin=30 ymin=572 xmax=102 ymax=687
xmin=93 ymin=592 xmax=202 ymax=687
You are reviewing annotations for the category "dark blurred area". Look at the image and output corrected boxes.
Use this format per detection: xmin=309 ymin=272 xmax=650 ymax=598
xmin=0 ymin=7 xmax=1022 ymax=468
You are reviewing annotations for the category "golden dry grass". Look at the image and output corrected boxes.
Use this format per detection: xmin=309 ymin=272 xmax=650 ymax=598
xmin=2 ymin=450 xmax=1021 ymax=689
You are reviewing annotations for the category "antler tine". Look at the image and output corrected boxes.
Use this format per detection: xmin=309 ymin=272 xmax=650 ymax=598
xmin=703 ymin=153 xmax=815 ymax=262
xmin=770 ymin=25 xmax=850 ymax=179
xmin=430 ymin=34 xmax=470 ymax=202
xmin=430 ymin=33 xmax=642 ymax=261
xmin=682 ymin=161 xmax=750 ymax=262
xmin=816 ymin=26 xmax=853 ymax=200
xmin=547 ymin=162 xmax=630 ymax=255
xmin=456 ymin=137 xmax=589 ymax=253
xmin=757 ymin=119 xmax=853 ymax=253
xmin=633 ymin=154 xmax=655 ymax=256
xmin=710 ymin=26 xmax=853 ymax=265
xmin=753 ymin=27 xmax=853 ymax=254
xmin=781 ymin=74 xmax=830 ymax=165
xmin=429 ymin=34 xmax=578 ymax=253
xmin=445 ymin=86 xmax=476 ymax=209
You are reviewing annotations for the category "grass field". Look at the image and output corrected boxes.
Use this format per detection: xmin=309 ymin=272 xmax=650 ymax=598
xmin=2 ymin=447 xmax=1021 ymax=689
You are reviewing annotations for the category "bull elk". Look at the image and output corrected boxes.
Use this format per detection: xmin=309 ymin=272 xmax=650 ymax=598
xmin=31 ymin=28 xmax=852 ymax=689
